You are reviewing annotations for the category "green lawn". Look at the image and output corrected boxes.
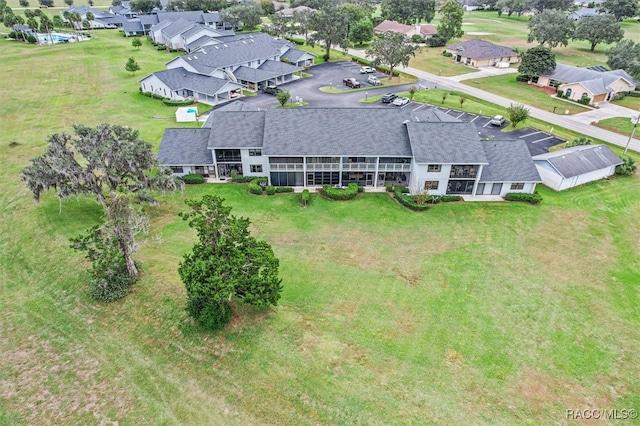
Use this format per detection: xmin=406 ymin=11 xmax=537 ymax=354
xmin=2 ymin=29 xmax=640 ymax=425
xmin=614 ymin=95 xmax=640 ymax=111
xmin=462 ymin=74 xmax=591 ymax=115
xmin=593 ymin=116 xmax=639 ymax=138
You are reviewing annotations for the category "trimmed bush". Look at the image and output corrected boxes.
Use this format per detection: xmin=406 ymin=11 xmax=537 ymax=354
xmin=232 ymin=174 xmax=267 ymax=183
xmin=505 ymin=192 xmax=542 ymax=204
xmin=248 ymin=178 xmax=267 ymax=195
xmin=275 ymin=186 xmax=294 ymax=193
xmin=440 ymin=195 xmax=462 ymax=202
xmin=442 ymin=50 xmax=453 ymax=57
xmin=393 ymin=187 xmax=430 ymax=211
xmin=385 ymin=183 xmax=393 ymax=192
xmin=580 ymin=96 xmax=591 ymax=105
xmin=266 ymin=185 xmax=276 ymax=195
xmin=426 ymin=35 xmax=447 ymax=47
xmin=321 ymin=183 xmax=359 ymax=200
xmin=557 ymin=89 xmax=564 ymax=98
xmin=88 ymin=263 xmax=137 ymax=303
xmin=301 ymin=189 xmax=310 ymax=206
xmin=285 ymin=36 xmax=305 ymax=45
xmin=411 ymin=34 xmax=425 ymax=43
xmin=162 ymin=98 xmax=194 ymax=106
xmin=627 ymin=91 xmax=640 ymax=98
xmin=516 ymin=74 xmax=529 ymax=82
xmin=179 ymin=173 xmax=205 ymax=184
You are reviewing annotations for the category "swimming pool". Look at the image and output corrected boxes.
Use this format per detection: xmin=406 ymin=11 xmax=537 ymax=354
xmin=37 ymin=32 xmax=81 ymax=44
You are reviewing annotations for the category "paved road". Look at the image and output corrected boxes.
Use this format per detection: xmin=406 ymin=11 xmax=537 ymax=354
xmin=348 ymin=48 xmax=640 ymax=153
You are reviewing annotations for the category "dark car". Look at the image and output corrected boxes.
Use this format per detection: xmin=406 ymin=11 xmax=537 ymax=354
xmin=343 ymin=77 xmax=361 ymax=88
xmin=381 ymin=93 xmax=397 ymax=103
xmin=263 ymin=85 xmax=282 ymax=95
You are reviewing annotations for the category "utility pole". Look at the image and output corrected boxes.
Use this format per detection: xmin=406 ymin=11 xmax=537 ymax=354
xmin=623 ymin=113 xmax=640 ymax=155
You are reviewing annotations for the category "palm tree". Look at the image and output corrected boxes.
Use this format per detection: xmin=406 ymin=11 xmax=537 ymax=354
xmin=85 ymin=10 xmax=94 ymax=34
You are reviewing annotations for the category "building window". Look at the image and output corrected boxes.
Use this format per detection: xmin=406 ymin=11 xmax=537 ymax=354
xmin=249 ymin=149 xmax=262 ymax=156
xmin=510 ymin=182 xmax=524 ymax=190
xmin=427 ymin=164 xmax=441 ymax=172
xmin=250 ymin=165 xmax=263 ymax=173
xmin=424 ymin=181 xmax=439 ymax=190
xmin=170 ymin=166 xmax=183 ymax=173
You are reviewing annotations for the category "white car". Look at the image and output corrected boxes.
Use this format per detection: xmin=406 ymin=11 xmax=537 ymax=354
xmin=367 ymin=75 xmax=381 ymax=85
xmin=360 ymin=66 xmax=375 ymax=74
xmin=392 ymin=96 xmax=410 ymax=106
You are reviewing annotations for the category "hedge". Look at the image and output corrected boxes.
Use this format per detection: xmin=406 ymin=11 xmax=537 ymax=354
xmin=393 ymin=187 xmax=430 ymax=211
xmin=285 ymin=36 xmax=305 ymax=45
xmin=505 ymin=192 xmax=542 ymax=204
xmin=266 ymin=185 xmax=276 ymax=195
xmin=179 ymin=174 xmax=205 ymax=184
xmin=351 ymin=57 xmax=401 ymax=77
xmin=231 ymin=173 xmax=267 ymax=183
xmin=275 ymin=186 xmax=294 ymax=193
xmin=628 ymin=91 xmax=640 ymax=98
xmin=162 ymin=98 xmax=195 ymax=106
xmin=140 ymin=90 xmax=165 ymax=100
xmin=516 ymin=74 xmax=529 ymax=82
xmin=321 ymin=183 xmax=359 ymax=200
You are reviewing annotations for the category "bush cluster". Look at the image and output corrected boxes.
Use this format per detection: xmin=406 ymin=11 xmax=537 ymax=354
xmin=266 ymin=185 xmax=276 ymax=195
xmin=393 ymin=187 xmax=430 ymax=211
xmin=248 ymin=178 xmax=266 ymax=195
xmin=505 ymin=192 xmax=542 ymax=204
xmin=285 ymin=36 xmax=305 ymax=45
xmin=140 ymin=91 xmax=165 ymax=100
xmin=516 ymin=74 xmax=529 ymax=82
xmin=426 ymin=35 xmax=447 ymax=47
xmin=442 ymin=50 xmax=453 ymax=57
xmin=321 ymin=183 xmax=359 ymax=200
xmin=627 ymin=91 xmax=640 ymax=98
xmin=275 ymin=186 xmax=294 ymax=193
xmin=179 ymin=173 xmax=205 ymax=184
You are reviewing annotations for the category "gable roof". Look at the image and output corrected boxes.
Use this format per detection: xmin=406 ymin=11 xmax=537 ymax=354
xmin=263 ymin=108 xmax=413 ymax=157
xmin=480 ymin=140 xmax=541 ymax=182
xmin=207 ymin=111 xmax=266 ymax=148
xmin=533 ymin=144 xmax=622 ymax=178
xmin=277 ymin=5 xmax=315 ymax=17
xmin=446 ymin=39 xmax=518 ymax=60
xmin=162 ymin=18 xmax=196 ymax=37
xmin=406 ymin=122 xmax=488 ymax=164
xmin=169 ymin=33 xmax=280 ymax=74
xmin=141 ymin=67 xmax=241 ymax=96
xmin=158 ymin=128 xmax=212 ymax=165
xmin=542 ymin=63 xmax=638 ymax=91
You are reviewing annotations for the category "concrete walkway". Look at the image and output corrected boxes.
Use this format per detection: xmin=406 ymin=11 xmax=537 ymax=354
xmin=347 ymin=48 xmax=640 ymax=153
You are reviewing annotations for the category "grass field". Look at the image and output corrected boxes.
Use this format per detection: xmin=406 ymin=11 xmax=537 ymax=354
xmin=594 ymin=116 xmax=639 ymax=138
xmin=462 ymin=74 xmax=591 ymax=115
xmin=1 ymin=29 xmax=640 ymax=425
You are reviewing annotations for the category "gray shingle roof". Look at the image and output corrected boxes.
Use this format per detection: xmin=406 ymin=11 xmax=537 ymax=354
xmin=142 ymin=67 xmax=240 ymax=96
xmin=207 ymin=111 xmax=266 ymax=148
xmin=480 ymin=140 xmax=541 ymax=182
xmin=155 ymin=10 xmax=207 ymax=23
xmin=140 ymin=14 xmax=159 ymax=25
xmin=258 ymin=59 xmax=303 ymax=74
xmin=533 ymin=144 xmax=622 ymax=178
xmin=406 ymin=122 xmax=488 ymax=164
xmin=232 ymin=65 xmax=280 ymax=82
xmin=446 ymin=39 xmax=518 ymax=60
xmin=171 ymin=33 xmax=280 ymax=74
xmin=158 ymin=128 xmax=212 ymax=165
xmin=162 ymin=19 xmax=196 ymax=37
xmin=262 ymin=108 xmax=413 ymax=157
xmin=542 ymin=63 xmax=638 ymax=90
xmin=413 ymin=107 xmax=461 ymax=123
xmin=281 ymin=48 xmax=314 ymax=63
xmin=123 ymin=20 xmax=143 ymax=33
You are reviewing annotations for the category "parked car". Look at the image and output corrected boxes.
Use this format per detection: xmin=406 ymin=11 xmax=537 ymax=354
xmin=263 ymin=85 xmax=282 ymax=95
xmin=392 ymin=96 xmax=409 ymax=106
xmin=381 ymin=93 xmax=397 ymax=103
xmin=489 ymin=115 xmax=506 ymax=126
xmin=360 ymin=66 xmax=375 ymax=74
xmin=367 ymin=75 xmax=381 ymax=85
xmin=343 ymin=77 xmax=361 ymax=88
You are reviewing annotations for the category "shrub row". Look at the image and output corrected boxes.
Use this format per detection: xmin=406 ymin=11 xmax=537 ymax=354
xmin=425 ymin=35 xmax=447 ymax=47
xmin=393 ymin=187 xmax=430 ymax=211
xmin=266 ymin=185 xmax=276 ymax=195
xmin=350 ymin=57 xmax=400 ymax=77
xmin=285 ymin=36 xmax=305 ymax=45
xmin=162 ymin=98 xmax=194 ymax=106
xmin=232 ymin=173 xmax=267 ymax=183
xmin=179 ymin=173 xmax=205 ymax=184
xmin=140 ymin=90 xmax=165 ymax=100
xmin=516 ymin=74 xmax=530 ymax=82
xmin=248 ymin=177 xmax=268 ymax=195
xmin=505 ymin=192 xmax=542 ymax=204
xmin=321 ymin=183 xmax=359 ymax=200
xmin=275 ymin=186 xmax=294 ymax=193
xmin=627 ymin=91 xmax=640 ymax=98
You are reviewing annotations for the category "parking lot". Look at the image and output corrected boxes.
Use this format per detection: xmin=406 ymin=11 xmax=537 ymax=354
xmin=430 ymin=107 xmax=566 ymax=155
xmin=226 ymin=62 xmax=565 ymax=155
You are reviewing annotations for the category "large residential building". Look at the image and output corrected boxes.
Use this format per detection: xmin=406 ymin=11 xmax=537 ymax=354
xmin=445 ymin=39 xmax=520 ymax=68
xmin=158 ymin=107 xmax=541 ymax=198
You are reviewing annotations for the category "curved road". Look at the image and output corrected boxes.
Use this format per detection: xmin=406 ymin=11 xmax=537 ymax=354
xmin=348 ymin=48 xmax=640 ymax=153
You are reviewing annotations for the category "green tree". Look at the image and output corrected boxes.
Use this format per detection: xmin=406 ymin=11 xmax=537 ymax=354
xmin=178 ymin=195 xmax=282 ymax=330
xmin=52 ymin=15 xmax=64 ymax=28
xmin=64 ymin=0 xmax=73 ymax=6
xmin=518 ymin=45 xmax=556 ymax=78
xmin=27 ymin=16 xmax=39 ymax=32
xmin=39 ymin=14 xmax=54 ymax=39
xmin=112 ymin=0 xmax=121 ymax=5
xmin=527 ymin=9 xmax=575 ymax=48
xmin=269 ymin=12 xmax=290 ymax=37
xmin=85 ymin=11 xmax=94 ymax=31
xmin=39 ymin=0 xmax=54 ymax=6
xmin=130 ymin=0 xmax=161 ymax=13
xmin=21 ymin=124 xmax=183 ymax=278
xmin=260 ymin=0 xmax=275 ymax=15
xmin=308 ymin=4 xmax=350 ymax=61
xmin=600 ymin=0 xmax=639 ymax=20
xmin=529 ymin=0 xmax=573 ymax=11
xmin=70 ymin=193 xmax=147 ymax=302
xmin=292 ymin=7 xmax=312 ymax=41
xmin=349 ymin=19 xmax=373 ymax=46
xmin=607 ymin=39 xmax=640 ymax=79
xmin=366 ymin=31 xmax=418 ymax=79
xmin=19 ymin=0 xmax=29 ymax=6
xmin=495 ymin=0 xmax=527 ymax=18
xmin=221 ymin=3 xmax=262 ymax=31
xmin=125 ymin=56 xmax=141 ymax=74
xmin=381 ymin=0 xmax=436 ymax=24
xmin=573 ymin=14 xmax=623 ymax=51
xmin=616 ymin=156 xmax=637 ymax=176
xmin=69 ymin=11 xmax=81 ymax=29
xmin=507 ymin=103 xmax=530 ymax=127
xmin=437 ymin=0 xmax=464 ymax=41
xmin=409 ymin=86 xmax=417 ymax=100
xmin=132 ymin=37 xmax=142 ymax=49
xmin=566 ymin=137 xmax=592 ymax=147
xmin=276 ymin=89 xmax=291 ymax=107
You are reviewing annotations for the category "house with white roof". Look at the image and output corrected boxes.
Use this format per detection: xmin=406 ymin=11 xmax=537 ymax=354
xmin=534 ymin=64 xmax=638 ymax=105
xmin=533 ymin=145 xmax=622 ymax=191
xmin=157 ymin=107 xmax=541 ymax=198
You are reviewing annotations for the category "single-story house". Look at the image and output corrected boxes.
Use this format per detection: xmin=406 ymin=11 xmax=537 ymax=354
xmin=276 ymin=5 xmax=315 ymax=18
xmin=533 ymin=144 xmax=622 ymax=191
xmin=445 ymin=39 xmax=520 ymax=68
xmin=460 ymin=0 xmax=482 ymax=11
xmin=568 ymin=8 xmax=602 ymax=20
xmin=534 ymin=64 xmax=638 ymax=105
xmin=374 ymin=20 xmax=437 ymax=39
xmin=158 ymin=107 xmax=541 ymax=198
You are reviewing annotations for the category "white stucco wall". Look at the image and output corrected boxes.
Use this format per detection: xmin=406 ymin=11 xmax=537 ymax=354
xmin=241 ymin=149 xmax=269 ymax=177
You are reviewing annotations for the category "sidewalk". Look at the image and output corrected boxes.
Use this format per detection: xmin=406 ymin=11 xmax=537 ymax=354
xmin=347 ymin=48 xmax=640 ymax=153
